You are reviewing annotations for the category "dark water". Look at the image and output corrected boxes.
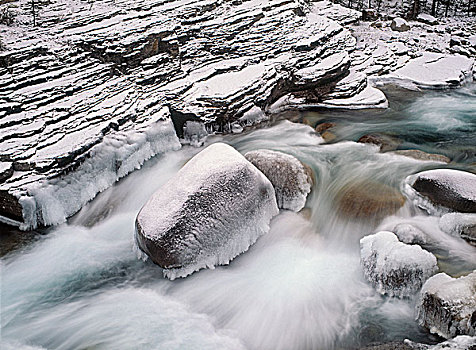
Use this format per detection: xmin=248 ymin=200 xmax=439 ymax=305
xmin=1 ymin=84 xmax=475 ymax=350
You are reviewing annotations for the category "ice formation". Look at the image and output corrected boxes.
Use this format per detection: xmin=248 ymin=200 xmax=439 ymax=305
xmin=439 ymin=213 xmax=476 ymax=243
xmin=393 ymin=223 xmax=428 ymax=245
xmin=360 ymin=231 xmax=438 ymax=298
xmin=405 ymin=169 xmax=476 ymax=214
xmin=245 ymin=149 xmax=313 ymax=212
xmin=405 ymin=336 xmax=476 ymax=349
xmin=135 ymin=143 xmax=279 ymax=279
xmin=19 ymin=118 xmax=181 ymax=230
xmin=417 ymin=272 xmax=476 ymax=338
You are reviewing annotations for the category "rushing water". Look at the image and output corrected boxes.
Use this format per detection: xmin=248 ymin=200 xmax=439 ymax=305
xmin=1 ymin=85 xmax=476 ymax=350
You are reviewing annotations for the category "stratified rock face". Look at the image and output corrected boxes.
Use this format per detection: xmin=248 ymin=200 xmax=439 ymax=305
xmin=135 ymin=143 xmax=279 ymax=279
xmin=390 ymin=18 xmax=410 ymax=32
xmin=0 ymin=0 xmax=365 ymax=229
xmin=439 ymin=213 xmax=476 ymax=244
xmin=245 ymin=149 xmax=313 ymax=212
xmin=417 ymin=272 xmax=476 ymax=339
xmin=336 ymin=181 xmax=405 ymax=220
xmin=360 ymin=231 xmax=438 ymax=298
xmin=409 ymin=169 xmax=476 ymax=213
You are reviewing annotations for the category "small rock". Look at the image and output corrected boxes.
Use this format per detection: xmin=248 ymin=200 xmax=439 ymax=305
xmin=392 ymin=150 xmax=450 ymax=163
xmin=337 ymin=181 xmax=406 ymax=220
xmin=417 ymin=272 xmax=476 ymax=338
xmin=358 ymin=134 xmax=401 ymax=152
xmin=360 ymin=231 xmax=438 ymax=298
xmin=393 ymin=223 xmax=427 ymax=244
xmin=391 ymin=18 xmax=410 ymax=32
xmin=135 ymin=143 xmax=279 ymax=279
xmin=410 ymin=169 xmax=476 ymax=213
xmin=315 ymin=121 xmax=336 ymax=134
xmin=245 ymin=149 xmax=313 ymax=212
xmin=417 ymin=13 xmax=438 ymax=25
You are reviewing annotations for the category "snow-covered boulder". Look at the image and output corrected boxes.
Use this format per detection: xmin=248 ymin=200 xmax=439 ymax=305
xmin=417 ymin=272 xmax=476 ymax=338
xmin=135 ymin=143 xmax=279 ymax=279
xmin=417 ymin=14 xmax=438 ymax=25
xmin=244 ymin=149 xmax=313 ymax=212
xmin=391 ymin=18 xmax=410 ymax=32
xmin=408 ymin=169 xmax=476 ymax=213
xmin=360 ymin=231 xmax=438 ymax=297
xmin=439 ymin=213 xmax=476 ymax=243
xmin=393 ymin=223 xmax=427 ymax=245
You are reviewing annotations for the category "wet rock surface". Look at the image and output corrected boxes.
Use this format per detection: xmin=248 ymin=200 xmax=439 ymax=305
xmin=417 ymin=272 xmax=476 ymax=339
xmin=391 ymin=150 xmax=450 ymax=163
xmin=245 ymin=149 xmax=313 ymax=212
xmin=360 ymin=231 xmax=438 ymax=298
xmin=135 ymin=143 xmax=279 ymax=279
xmin=336 ymin=180 xmax=406 ymax=220
xmin=409 ymin=169 xmax=476 ymax=213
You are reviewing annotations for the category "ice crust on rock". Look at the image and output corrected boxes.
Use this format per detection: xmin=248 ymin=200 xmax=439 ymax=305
xmin=406 ymin=169 xmax=476 ymax=214
xmin=393 ymin=223 xmax=428 ymax=245
xmin=417 ymin=272 xmax=476 ymax=339
xmin=439 ymin=213 xmax=476 ymax=243
xmin=405 ymin=336 xmax=476 ymax=349
xmin=135 ymin=143 xmax=279 ymax=279
xmin=244 ymin=149 xmax=313 ymax=212
xmin=20 ymin=118 xmax=181 ymax=230
xmin=360 ymin=231 xmax=438 ymax=298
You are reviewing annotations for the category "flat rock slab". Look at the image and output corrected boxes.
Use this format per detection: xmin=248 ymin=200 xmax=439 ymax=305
xmin=135 ymin=143 xmax=279 ymax=279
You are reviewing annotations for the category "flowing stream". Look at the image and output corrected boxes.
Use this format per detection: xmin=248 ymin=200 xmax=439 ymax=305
xmin=1 ymin=85 xmax=476 ymax=350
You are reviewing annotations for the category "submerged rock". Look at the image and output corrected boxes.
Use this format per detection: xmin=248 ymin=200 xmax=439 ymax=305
xmin=417 ymin=272 xmax=476 ymax=338
xmin=409 ymin=169 xmax=476 ymax=213
xmin=360 ymin=231 xmax=438 ymax=298
xmin=135 ymin=143 xmax=279 ymax=279
xmin=245 ymin=149 xmax=313 ymax=212
xmin=357 ymin=134 xmax=401 ymax=152
xmin=390 ymin=18 xmax=410 ymax=32
xmin=337 ymin=180 xmax=405 ymax=220
xmin=392 ymin=150 xmax=450 ymax=163
xmin=439 ymin=213 xmax=476 ymax=244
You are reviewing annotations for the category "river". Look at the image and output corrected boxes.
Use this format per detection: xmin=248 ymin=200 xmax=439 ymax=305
xmin=1 ymin=85 xmax=476 ymax=350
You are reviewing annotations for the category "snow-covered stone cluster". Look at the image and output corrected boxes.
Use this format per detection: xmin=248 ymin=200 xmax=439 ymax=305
xmin=245 ymin=149 xmax=313 ymax=212
xmin=360 ymin=231 xmax=438 ymax=298
xmin=135 ymin=143 xmax=279 ymax=279
xmin=417 ymin=272 xmax=476 ymax=339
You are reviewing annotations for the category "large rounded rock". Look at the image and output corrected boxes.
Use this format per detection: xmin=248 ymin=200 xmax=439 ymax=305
xmin=360 ymin=231 xmax=438 ymax=298
xmin=409 ymin=169 xmax=476 ymax=213
xmin=417 ymin=272 xmax=476 ymax=338
xmin=135 ymin=143 xmax=279 ymax=279
xmin=390 ymin=18 xmax=410 ymax=32
xmin=336 ymin=180 xmax=405 ymax=220
xmin=439 ymin=213 xmax=476 ymax=244
xmin=245 ymin=149 xmax=313 ymax=212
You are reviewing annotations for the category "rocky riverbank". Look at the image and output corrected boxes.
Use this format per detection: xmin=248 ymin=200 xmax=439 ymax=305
xmin=0 ymin=0 xmax=474 ymax=229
